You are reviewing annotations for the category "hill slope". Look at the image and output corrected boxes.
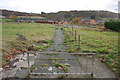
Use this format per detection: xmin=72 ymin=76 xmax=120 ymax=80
xmin=1 ymin=9 xmax=117 ymax=20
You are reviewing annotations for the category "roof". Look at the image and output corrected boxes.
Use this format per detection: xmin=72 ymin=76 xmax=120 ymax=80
xmin=97 ymin=20 xmax=105 ymax=23
xmin=81 ymin=18 xmax=91 ymax=22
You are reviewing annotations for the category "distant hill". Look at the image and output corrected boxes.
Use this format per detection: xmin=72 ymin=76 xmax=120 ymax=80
xmin=1 ymin=9 xmax=117 ymax=21
xmin=41 ymin=10 xmax=117 ymax=21
xmin=1 ymin=9 xmax=41 ymax=18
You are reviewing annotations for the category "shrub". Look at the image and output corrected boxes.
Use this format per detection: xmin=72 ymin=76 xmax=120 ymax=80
xmin=71 ymin=17 xmax=80 ymax=24
xmin=1 ymin=19 xmax=14 ymax=22
xmin=104 ymin=20 xmax=120 ymax=31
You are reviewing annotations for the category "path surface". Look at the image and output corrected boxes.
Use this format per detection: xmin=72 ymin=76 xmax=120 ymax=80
xmin=1 ymin=27 xmax=116 ymax=79
xmin=45 ymin=28 xmax=67 ymax=52
xmin=29 ymin=28 xmax=116 ymax=78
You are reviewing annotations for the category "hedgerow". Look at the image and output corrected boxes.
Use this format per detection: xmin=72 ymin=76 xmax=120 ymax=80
xmin=104 ymin=20 xmax=120 ymax=31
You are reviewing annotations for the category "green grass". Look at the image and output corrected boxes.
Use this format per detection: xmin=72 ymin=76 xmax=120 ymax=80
xmin=0 ymin=19 xmax=14 ymax=22
xmin=64 ymin=27 xmax=118 ymax=53
xmin=52 ymin=61 xmax=69 ymax=73
xmin=63 ymin=26 xmax=119 ymax=77
xmin=2 ymin=22 xmax=54 ymax=49
xmin=2 ymin=22 xmax=55 ymax=65
xmin=2 ymin=22 xmax=54 ymax=41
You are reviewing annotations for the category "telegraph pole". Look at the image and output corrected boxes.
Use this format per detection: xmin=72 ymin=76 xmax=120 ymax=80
xmin=118 ymin=1 xmax=120 ymax=20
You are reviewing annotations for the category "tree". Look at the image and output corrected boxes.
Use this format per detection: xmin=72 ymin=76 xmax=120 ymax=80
xmin=91 ymin=16 xmax=95 ymax=20
xmin=41 ymin=12 xmax=46 ymax=14
xmin=71 ymin=17 xmax=80 ymax=24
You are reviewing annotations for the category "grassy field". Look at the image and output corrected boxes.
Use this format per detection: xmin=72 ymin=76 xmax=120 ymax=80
xmin=2 ymin=22 xmax=55 ymax=65
xmin=63 ymin=26 xmax=119 ymax=77
xmin=2 ymin=22 xmax=54 ymax=41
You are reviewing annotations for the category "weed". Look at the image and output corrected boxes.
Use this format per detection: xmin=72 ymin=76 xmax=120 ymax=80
xmin=30 ymin=66 xmax=36 ymax=72
xmin=20 ymin=67 xmax=28 ymax=69
xmin=58 ymin=50 xmax=61 ymax=52
xmin=38 ymin=64 xmax=48 ymax=67
xmin=57 ymin=75 xmax=68 ymax=79
xmin=51 ymin=49 xmax=57 ymax=51
xmin=42 ymin=53 xmax=59 ymax=56
xmin=32 ymin=74 xmax=46 ymax=76
xmin=52 ymin=61 xmax=69 ymax=73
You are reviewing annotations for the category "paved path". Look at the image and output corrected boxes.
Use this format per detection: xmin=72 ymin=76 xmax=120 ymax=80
xmin=29 ymin=28 xmax=116 ymax=78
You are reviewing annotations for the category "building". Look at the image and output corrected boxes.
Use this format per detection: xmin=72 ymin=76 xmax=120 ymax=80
xmin=0 ymin=15 xmax=6 ymax=19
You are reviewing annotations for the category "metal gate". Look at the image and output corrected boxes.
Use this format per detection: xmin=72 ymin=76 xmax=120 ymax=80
xmin=27 ymin=52 xmax=96 ymax=78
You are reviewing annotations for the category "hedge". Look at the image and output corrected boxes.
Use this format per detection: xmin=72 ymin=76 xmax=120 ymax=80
xmin=0 ymin=19 xmax=14 ymax=22
xmin=104 ymin=20 xmax=120 ymax=31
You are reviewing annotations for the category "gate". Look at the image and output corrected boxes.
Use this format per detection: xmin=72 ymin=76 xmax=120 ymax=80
xmin=27 ymin=52 xmax=96 ymax=78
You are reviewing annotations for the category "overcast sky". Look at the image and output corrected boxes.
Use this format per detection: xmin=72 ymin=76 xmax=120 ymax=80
xmin=0 ymin=0 xmax=119 ymax=13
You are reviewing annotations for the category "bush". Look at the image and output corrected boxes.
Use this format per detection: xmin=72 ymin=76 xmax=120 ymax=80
xmin=1 ymin=19 xmax=14 ymax=22
xmin=71 ymin=17 xmax=80 ymax=24
xmin=104 ymin=20 xmax=120 ymax=31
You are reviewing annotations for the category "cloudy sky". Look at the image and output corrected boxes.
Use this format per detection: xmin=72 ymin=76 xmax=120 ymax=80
xmin=0 ymin=0 xmax=119 ymax=13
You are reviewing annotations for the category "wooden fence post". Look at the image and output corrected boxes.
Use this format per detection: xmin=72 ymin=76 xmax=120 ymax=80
xmin=72 ymin=27 xmax=74 ymax=36
xmin=27 ymin=53 xmax=30 ymax=74
xmin=78 ymin=34 xmax=80 ymax=50
xmin=74 ymin=30 xmax=77 ymax=41
xmin=67 ymin=32 xmax=70 ymax=40
xmin=68 ymin=31 xmax=71 ymax=40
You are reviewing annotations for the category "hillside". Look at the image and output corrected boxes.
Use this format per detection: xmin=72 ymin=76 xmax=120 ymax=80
xmin=1 ymin=9 xmax=117 ymax=21
xmin=41 ymin=10 xmax=117 ymax=21
xmin=1 ymin=9 xmax=41 ymax=17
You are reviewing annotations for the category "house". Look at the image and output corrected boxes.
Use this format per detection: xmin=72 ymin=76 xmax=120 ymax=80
xmin=9 ymin=15 xmax=17 ymax=19
xmin=81 ymin=18 xmax=97 ymax=25
xmin=63 ymin=21 xmax=68 ymax=25
xmin=90 ymin=19 xmax=97 ymax=25
xmin=0 ymin=15 xmax=6 ymax=19
xmin=16 ymin=16 xmax=58 ymax=24
xmin=97 ymin=20 xmax=105 ymax=23
xmin=78 ymin=21 xmax=82 ymax=24
xmin=81 ymin=18 xmax=91 ymax=24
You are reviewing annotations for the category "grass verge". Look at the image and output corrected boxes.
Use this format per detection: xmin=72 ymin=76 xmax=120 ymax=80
xmin=63 ymin=26 xmax=119 ymax=77
xmin=2 ymin=22 xmax=55 ymax=66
